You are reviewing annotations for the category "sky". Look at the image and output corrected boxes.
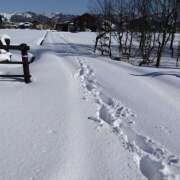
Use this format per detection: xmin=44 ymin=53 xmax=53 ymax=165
xmin=0 ymin=0 xmax=89 ymax=14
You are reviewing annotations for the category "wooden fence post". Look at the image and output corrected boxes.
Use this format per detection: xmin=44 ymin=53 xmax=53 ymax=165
xmin=21 ymin=44 xmax=31 ymax=83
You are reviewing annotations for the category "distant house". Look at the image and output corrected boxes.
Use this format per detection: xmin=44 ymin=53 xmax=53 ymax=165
xmin=35 ymin=23 xmax=44 ymax=30
xmin=0 ymin=16 xmax=18 ymax=29
xmin=55 ymin=21 xmax=75 ymax=32
xmin=73 ymin=13 xmax=98 ymax=32
xmin=2 ymin=22 xmax=18 ymax=29
xmin=18 ymin=22 xmax=33 ymax=29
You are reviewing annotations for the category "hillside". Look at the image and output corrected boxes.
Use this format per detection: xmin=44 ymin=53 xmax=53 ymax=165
xmin=0 ymin=12 xmax=76 ymax=23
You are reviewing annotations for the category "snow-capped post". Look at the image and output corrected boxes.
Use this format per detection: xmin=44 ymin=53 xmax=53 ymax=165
xmin=0 ymin=35 xmax=11 ymax=52
xmin=0 ymin=42 xmax=32 ymax=84
xmin=21 ymin=43 xmax=31 ymax=83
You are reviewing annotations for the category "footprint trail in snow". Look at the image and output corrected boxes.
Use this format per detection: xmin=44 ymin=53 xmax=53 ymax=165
xmin=77 ymin=58 xmax=180 ymax=180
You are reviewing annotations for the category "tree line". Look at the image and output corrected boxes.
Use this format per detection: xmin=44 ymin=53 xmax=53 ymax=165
xmin=92 ymin=0 xmax=180 ymax=67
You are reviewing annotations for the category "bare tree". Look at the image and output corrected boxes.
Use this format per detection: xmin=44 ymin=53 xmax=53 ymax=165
xmin=176 ymin=41 xmax=180 ymax=67
xmin=91 ymin=0 xmax=180 ymax=68
xmin=152 ymin=0 xmax=178 ymax=67
xmin=169 ymin=0 xmax=180 ymax=57
xmin=92 ymin=0 xmax=114 ymax=57
xmin=136 ymin=0 xmax=156 ymax=65
xmin=113 ymin=0 xmax=136 ymax=61
xmin=113 ymin=0 xmax=125 ymax=59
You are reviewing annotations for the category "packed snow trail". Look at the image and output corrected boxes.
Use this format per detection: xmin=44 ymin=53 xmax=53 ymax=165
xmin=77 ymin=58 xmax=180 ymax=180
xmin=42 ymin=32 xmax=180 ymax=180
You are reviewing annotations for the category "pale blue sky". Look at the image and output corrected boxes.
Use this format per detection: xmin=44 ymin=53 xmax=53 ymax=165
xmin=0 ymin=0 xmax=89 ymax=14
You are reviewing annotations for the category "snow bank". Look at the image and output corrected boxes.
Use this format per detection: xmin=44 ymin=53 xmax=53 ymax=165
xmin=77 ymin=59 xmax=180 ymax=180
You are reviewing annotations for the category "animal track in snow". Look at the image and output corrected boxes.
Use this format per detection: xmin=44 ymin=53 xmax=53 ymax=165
xmin=77 ymin=58 xmax=180 ymax=180
xmin=155 ymin=125 xmax=172 ymax=135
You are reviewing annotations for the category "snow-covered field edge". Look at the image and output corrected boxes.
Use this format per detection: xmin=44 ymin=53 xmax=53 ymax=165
xmin=76 ymin=57 xmax=180 ymax=180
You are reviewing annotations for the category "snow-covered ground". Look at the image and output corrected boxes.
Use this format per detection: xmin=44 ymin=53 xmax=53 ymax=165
xmin=0 ymin=29 xmax=47 ymax=46
xmin=0 ymin=30 xmax=180 ymax=180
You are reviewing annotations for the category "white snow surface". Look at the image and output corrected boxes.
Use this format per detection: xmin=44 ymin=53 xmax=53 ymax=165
xmin=0 ymin=30 xmax=179 ymax=180
xmin=0 ymin=34 xmax=12 ymax=61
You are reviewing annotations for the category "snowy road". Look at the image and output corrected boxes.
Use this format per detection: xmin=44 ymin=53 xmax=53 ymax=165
xmin=0 ymin=30 xmax=180 ymax=180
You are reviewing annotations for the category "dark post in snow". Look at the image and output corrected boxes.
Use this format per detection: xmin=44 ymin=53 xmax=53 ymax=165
xmin=0 ymin=43 xmax=32 ymax=83
xmin=5 ymin=38 xmax=10 ymax=52
xmin=21 ymin=44 xmax=31 ymax=83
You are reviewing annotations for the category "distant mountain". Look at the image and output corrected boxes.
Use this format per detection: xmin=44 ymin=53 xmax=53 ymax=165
xmin=0 ymin=12 xmax=15 ymax=21
xmin=0 ymin=12 xmax=76 ymax=23
xmin=49 ymin=13 xmax=76 ymax=22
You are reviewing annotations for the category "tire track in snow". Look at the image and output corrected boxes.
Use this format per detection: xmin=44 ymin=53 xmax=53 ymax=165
xmin=77 ymin=58 xmax=180 ymax=180
xmin=38 ymin=31 xmax=49 ymax=46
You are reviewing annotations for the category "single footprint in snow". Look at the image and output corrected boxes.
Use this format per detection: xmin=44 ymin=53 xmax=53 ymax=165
xmin=82 ymin=96 xmax=87 ymax=100
xmin=98 ymin=105 xmax=115 ymax=125
xmin=98 ymin=92 xmax=115 ymax=107
xmin=167 ymin=155 xmax=179 ymax=165
xmin=139 ymin=155 xmax=164 ymax=180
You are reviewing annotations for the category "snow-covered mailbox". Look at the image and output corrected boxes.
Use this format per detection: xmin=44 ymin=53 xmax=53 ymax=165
xmin=0 ymin=35 xmax=32 ymax=83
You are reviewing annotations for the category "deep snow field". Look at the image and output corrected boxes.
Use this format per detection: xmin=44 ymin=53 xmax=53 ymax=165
xmin=0 ymin=29 xmax=180 ymax=180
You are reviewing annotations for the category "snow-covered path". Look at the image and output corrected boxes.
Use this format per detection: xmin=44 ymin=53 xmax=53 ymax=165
xmin=0 ymin=30 xmax=180 ymax=180
xmin=42 ymin=32 xmax=180 ymax=179
xmin=0 ymin=31 xmax=145 ymax=180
